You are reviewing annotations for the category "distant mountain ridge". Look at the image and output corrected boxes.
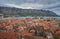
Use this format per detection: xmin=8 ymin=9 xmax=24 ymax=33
xmin=0 ymin=6 xmax=59 ymax=17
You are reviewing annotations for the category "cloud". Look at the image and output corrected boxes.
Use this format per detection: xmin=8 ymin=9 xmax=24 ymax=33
xmin=5 ymin=3 xmax=44 ymax=9
xmin=0 ymin=0 xmax=60 ymax=9
xmin=44 ymin=3 xmax=60 ymax=9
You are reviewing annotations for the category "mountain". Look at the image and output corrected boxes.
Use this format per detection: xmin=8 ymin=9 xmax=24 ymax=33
xmin=0 ymin=7 xmax=59 ymax=17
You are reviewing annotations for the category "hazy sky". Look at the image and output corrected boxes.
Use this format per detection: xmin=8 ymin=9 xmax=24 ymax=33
xmin=0 ymin=0 xmax=60 ymax=15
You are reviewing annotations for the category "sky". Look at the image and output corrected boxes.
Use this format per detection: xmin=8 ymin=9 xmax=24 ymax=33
xmin=0 ymin=0 xmax=60 ymax=15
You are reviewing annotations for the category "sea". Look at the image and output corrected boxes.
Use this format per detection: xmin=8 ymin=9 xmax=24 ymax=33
xmin=0 ymin=16 xmax=60 ymax=20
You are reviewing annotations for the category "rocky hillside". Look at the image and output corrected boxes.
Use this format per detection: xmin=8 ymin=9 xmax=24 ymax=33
xmin=0 ymin=7 xmax=59 ymax=17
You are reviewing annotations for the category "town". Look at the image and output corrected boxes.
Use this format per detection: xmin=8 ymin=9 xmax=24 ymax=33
xmin=0 ymin=17 xmax=60 ymax=39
